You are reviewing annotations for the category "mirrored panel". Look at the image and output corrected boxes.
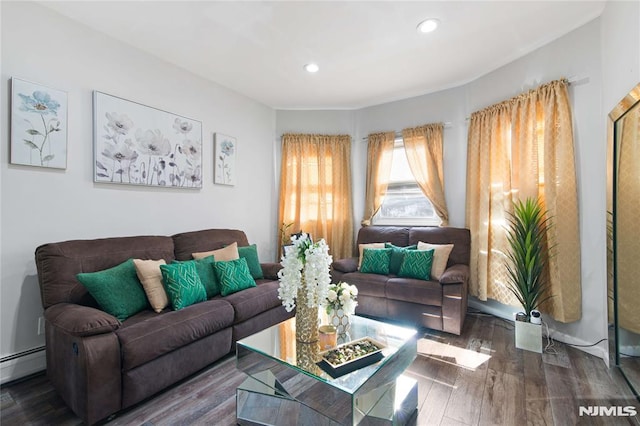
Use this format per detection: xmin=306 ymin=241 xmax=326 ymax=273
xmin=608 ymin=83 xmax=640 ymax=399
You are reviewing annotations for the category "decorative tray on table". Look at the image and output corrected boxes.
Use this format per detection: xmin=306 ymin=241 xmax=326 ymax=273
xmin=317 ymin=337 xmax=386 ymax=378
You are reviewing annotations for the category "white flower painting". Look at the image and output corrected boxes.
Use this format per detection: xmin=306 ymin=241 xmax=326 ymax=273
xmin=94 ymin=92 xmax=202 ymax=188
xmin=11 ymin=78 xmax=68 ymax=169
xmin=214 ymin=133 xmax=236 ymax=186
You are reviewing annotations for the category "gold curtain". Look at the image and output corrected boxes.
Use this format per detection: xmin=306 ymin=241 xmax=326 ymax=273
xmin=361 ymin=131 xmax=395 ymax=226
xmin=402 ymin=123 xmax=449 ymax=225
xmin=616 ymin=104 xmax=640 ymax=334
xmin=278 ymin=134 xmax=354 ymax=260
xmin=466 ymin=79 xmax=582 ymax=322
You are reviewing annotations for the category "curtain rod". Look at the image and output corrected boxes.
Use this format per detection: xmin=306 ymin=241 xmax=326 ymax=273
xmin=361 ymin=122 xmax=453 ymax=141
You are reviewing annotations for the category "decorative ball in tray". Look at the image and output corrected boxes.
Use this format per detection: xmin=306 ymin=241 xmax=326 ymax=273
xmin=317 ymin=337 xmax=385 ymax=378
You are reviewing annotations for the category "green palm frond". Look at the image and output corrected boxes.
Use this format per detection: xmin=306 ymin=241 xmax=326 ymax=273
xmin=505 ymin=198 xmax=553 ymax=318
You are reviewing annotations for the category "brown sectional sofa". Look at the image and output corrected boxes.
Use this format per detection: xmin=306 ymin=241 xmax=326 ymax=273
xmin=330 ymin=226 xmax=470 ymax=335
xmin=35 ymin=228 xmax=292 ymax=425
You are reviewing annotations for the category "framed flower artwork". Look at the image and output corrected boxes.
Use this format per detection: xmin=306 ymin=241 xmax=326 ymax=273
xmin=93 ymin=91 xmax=202 ymax=188
xmin=10 ymin=77 xmax=68 ymax=169
xmin=214 ymin=133 xmax=236 ymax=186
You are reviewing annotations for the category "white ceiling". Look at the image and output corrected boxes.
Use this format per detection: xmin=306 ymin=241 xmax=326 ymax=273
xmin=41 ymin=1 xmax=606 ymax=110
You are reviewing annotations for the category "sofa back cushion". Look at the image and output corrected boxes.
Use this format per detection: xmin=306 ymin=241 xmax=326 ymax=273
xmin=356 ymin=226 xmax=409 ymax=250
xmin=408 ymin=227 xmax=470 ymax=267
xmin=35 ymin=236 xmax=175 ymax=309
xmin=172 ymin=229 xmax=249 ymax=261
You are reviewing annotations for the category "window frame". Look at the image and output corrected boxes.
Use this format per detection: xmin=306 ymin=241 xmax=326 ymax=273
xmin=371 ymin=139 xmax=442 ymax=227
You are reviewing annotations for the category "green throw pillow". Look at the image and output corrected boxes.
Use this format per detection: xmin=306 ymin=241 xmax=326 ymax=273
xmin=238 ymin=244 xmax=264 ymax=280
xmin=360 ymin=248 xmax=392 ymax=275
xmin=77 ymin=259 xmax=149 ymax=321
xmin=174 ymin=256 xmax=220 ymax=298
xmin=215 ymin=258 xmax=257 ymax=296
xmin=385 ymin=243 xmax=418 ymax=275
xmin=398 ymin=249 xmax=435 ymax=280
xmin=160 ymin=261 xmax=207 ymax=310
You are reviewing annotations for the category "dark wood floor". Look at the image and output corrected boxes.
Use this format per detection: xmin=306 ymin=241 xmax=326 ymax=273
xmin=1 ymin=313 xmax=639 ymax=426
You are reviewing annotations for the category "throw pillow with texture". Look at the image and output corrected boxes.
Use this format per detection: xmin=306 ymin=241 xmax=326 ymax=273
xmin=160 ymin=261 xmax=207 ymax=310
xmin=385 ymin=243 xmax=418 ymax=275
xmin=173 ymin=256 xmax=220 ymax=298
xmin=77 ymin=259 xmax=149 ymax=321
xmin=360 ymin=248 xmax=392 ymax=275
xmin=192 ymin=242 xmax=239 ymax=261
xmin=133 ymin=259 xmax=169 ymax=313
xmin=358 ymin=242 xmax=386 ymax=269
xmin=398 ymin=249 xmax=435 ymax=280
xmin=238 ymin=244 xmax=264 ymax=280
xmin=417 ymin=242 xmax=454 ymax=280
xmin=214 ymin=257 xmax=257 ymax=296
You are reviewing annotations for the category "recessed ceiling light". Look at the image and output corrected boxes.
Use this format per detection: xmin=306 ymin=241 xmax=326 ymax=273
xmin=304 ymin=63 xmax=319 ymax=73
xmin=417 ymin=18 xmax=439 ymax=34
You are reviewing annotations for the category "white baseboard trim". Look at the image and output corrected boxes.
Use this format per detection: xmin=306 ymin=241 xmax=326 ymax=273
xmin=0 ymin=349 xmax=46 ymax=384
xmin=468 ymin=299 xmax=608 ymax=363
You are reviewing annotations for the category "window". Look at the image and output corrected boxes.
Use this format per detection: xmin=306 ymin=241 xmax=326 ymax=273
xmin=373 ymin=140 xmax=441 ymax=226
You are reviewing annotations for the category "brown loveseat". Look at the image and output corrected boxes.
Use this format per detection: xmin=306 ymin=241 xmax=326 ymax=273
xmin=330 ymin=226 xmax=470 ymax=335
xmin=35 ymin=228 xmax=292 ymax=425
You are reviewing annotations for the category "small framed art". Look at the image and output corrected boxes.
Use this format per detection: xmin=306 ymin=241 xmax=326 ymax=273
xmin=214 ymin=133 xmax=236 ymax=186
xmin=11 ymin=78 xmax=68 ymax=169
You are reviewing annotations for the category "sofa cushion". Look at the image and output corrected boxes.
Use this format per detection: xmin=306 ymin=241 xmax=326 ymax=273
xmin=215 ymin=258 xmax=257 ymax=296
xmin=408 ymin=227 xmax=470 ymax=267
xmin=77 ymin=259 xmax=149 ymax=321
xmin=193 ymin=242 xmax=239 ymax=261
xmin=357 ymin=226 xmax=409 ymax=248
xmin=36 ymin=235 xmax=175 ymax=309
xmin=358 ymin=243 xmax=385 ymax=269
xmin=133 ymin=259 xmax=169 ymax=313
xmin=238 ymin=244 xmax=264 ymax=280
xmin=221 ymin=280 xmax=282 ymax=323
xmin=160 ymin=262 xmax=207 ymax=310
xmin=340 ymin=272 xmax=389 ymax=298
xmin=386 ymin=277 xmax=442 ymax=306
xmin=398 ymin=249 xmax=434 ymax=280
xmin=417 ymin=242 xmax=454 ymax=280
xmin=385 ymin=243 xmax=418 ymax=275
xmin=117 ymin=299 xmax=234 ymax=371
xmin=172 ymin=228 xmax=249 ymax=261
xmin=173 ymin=256 xmax=220 ymax=298
xmin=360 ymin=248 xmax=392 ymax=275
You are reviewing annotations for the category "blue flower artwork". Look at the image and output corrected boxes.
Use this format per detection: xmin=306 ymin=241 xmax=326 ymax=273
xmin=10 ymin=78 xmax=68 ymax=169
xmin=214 ymin=134 xmax=236 ymax=186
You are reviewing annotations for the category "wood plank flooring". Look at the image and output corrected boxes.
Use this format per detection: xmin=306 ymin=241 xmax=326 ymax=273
xmin=1 ymin=313 xmax=639 ymax=426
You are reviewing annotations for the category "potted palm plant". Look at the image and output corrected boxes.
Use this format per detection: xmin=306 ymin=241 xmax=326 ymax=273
xmin=505 ymin=197 xmax=552 ymax=353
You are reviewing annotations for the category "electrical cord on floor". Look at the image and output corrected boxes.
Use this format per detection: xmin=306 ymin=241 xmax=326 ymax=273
xmin=542 ymin=320 xmax=557 ymax=354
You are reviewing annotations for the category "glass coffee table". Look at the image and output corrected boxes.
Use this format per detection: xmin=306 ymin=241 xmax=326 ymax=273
xmin=236 ymin=315 xmax=418 ymax=425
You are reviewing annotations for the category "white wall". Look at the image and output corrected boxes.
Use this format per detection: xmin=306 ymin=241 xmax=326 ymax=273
xmin=0 ymin=2 xmax=276 ymax=382
xmin=276 ymin=14 xmax=636 ymax=362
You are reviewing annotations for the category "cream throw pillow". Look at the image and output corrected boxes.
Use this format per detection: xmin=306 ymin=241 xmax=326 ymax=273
xmin=193 ymin=242 xmax=239 ymax=261
xmin=133 ymin=259 xmax=168 ymax=313
xmin=358 ymin=242 xmax=386 ymax=269
xmin=417 ymin=242 xmax=454 ymax=280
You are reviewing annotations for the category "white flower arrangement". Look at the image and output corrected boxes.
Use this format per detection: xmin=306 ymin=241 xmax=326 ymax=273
xmin=324 ymin=282 xmax=358 ymax=316
xmin=277 ymin=233 xmax=332 ymax=312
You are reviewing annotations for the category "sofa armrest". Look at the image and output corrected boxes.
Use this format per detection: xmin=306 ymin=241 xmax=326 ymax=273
xmin=45 ymin=303 xmax=121 ymax=337
xmin=439 ymin=264 xmax=469 ymax=285
xmin=260 ymin=262 xmax=283 ymax=280
xmin=332 ymin=257 xmax=358 ymax=273
xmin=44 ymin=304 xmax=122 ymax=424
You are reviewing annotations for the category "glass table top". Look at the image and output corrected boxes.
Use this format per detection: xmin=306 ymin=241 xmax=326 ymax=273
xmin=236 ymin=315 xmax=417 ymax=395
